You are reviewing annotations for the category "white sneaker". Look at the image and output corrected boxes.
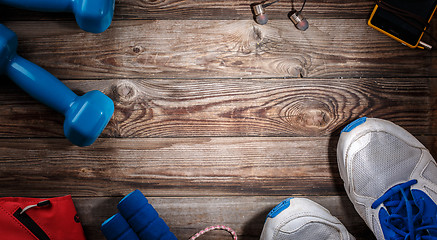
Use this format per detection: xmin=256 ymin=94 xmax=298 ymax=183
xmin=337 ymin=117 xmax=437 ymax=239
xmin=260 ymin=198 xmax=355 ymax=240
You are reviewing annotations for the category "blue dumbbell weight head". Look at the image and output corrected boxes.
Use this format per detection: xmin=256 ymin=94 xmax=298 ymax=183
xmin=0 ymin=24 xmax=114 ymax=146
xmin=0 ymin=0 xmax=114 ymax=33
xmin=101 ymin=213 xmax=140 ymax=240
xmin=117 ymin=190 xmax=178 ymax=240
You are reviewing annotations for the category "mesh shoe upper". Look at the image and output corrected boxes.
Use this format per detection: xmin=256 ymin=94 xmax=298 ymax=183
xmin=352 ymin=131 xmax=421 ymax=199
xmin=274 ymin=222 xmax=342 ymax=240
xmin=259 ymin=198 xmax=355 ymax=240
xmin=337 ymin=117 xmax=437 ymax=240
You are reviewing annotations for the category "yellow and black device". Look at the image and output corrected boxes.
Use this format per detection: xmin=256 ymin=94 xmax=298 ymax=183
xmin=368 ymin=0 xmax=437 ymax=49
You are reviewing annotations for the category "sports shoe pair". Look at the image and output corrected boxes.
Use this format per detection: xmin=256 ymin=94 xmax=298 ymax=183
xmin=260 ymin=118 xmax=437 ymax=240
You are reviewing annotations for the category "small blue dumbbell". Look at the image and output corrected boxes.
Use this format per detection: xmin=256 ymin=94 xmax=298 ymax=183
xmin=118 ymin=190 xmax=178 ymax=240
xmin=101 ymin=190 xmax=178 ymax=240
xmin=0 ymin=0 xmax=114 ymax=33
xmin=0 ymin=24 xmax=114 ymax=146
xmin=101 ymin=213 xmax=140 ymax=240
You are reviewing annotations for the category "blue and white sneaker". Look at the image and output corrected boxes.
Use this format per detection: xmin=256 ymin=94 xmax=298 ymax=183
xmin=337 ymin=117 xmax=437 ymax=239
xmin=260 ymin=198 xmax=355 ymax=240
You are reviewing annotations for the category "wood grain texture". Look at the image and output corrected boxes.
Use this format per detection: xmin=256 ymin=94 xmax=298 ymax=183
xmin=75 ymin=196 xmax=374 ymax=240
xmin=0 ymin=136 xmax=436 ymax=198
xmin=2 ymin=19 xmax=435 ymax=80
xmin=0 ymin=137 xmax=343 ymax=197
xmin=0 ymin=0 xmax=375 ymax=21
xmin=1 ymin=1 xmax=436 ymax=239
xmin=0 ymin=78 xmax=433 ymax=138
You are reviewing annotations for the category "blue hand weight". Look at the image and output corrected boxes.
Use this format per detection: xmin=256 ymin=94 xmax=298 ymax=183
xmin=0 ymin=0 xmax=114 ymax=33
xmin=101 ymin=213 xmax=140 ymax=240
xmin=0 ymin=24 xmax=114 ymax=147
xmin=117 ymin=190 xmax=178 ymax=240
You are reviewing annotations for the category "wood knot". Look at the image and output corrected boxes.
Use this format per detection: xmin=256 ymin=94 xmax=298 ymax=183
xmin=132 ymin=46 xmax=143 ymax=53
xmin=78 ymin=168 xmax=95 ymax=178
xmin=283 ymin=99 xmax=333 ymax=134
xmin=110 ymin=81 xmax=138 ymax=103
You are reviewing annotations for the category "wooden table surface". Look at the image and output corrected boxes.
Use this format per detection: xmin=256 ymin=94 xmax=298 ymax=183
xmin=1 ymin=0 xmax=436 ymax=239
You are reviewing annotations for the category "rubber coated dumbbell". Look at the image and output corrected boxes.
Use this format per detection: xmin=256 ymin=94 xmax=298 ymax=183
xmin=0 ymin=24 xmax=114 ymax=146
xmin=101 ymin=213 xmax=140 ymax=240
xmin=101 ymin=190 xmax=178 ymax=240
xmin=0 ymin=0 xmax=114 ymax=33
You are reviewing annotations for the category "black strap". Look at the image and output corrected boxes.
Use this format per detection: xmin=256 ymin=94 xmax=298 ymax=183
xmin=13 ymin=208 xmax=50 ymax=240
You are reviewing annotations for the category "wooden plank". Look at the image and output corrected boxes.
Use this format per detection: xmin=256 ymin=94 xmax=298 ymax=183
xmin=0 ymin=0 xmax=376 ymax=21
xmin=430 ymin=77 xmax=437 ymax=135
xmin=2 ymin=20 xmax=435 ymax=80
xmin=75 ymin=196 xmax=374 ymax=240
xmin=0 ymin=137 xmax=344 ymax=197
xmin=0 ymin=137 xmax=435 ymax=198
xmin=0 ymin=78 xmax=432 ymax=138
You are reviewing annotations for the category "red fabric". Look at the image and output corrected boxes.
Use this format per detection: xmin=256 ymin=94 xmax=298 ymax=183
xmin=0 ymin=195 xmax=86 ymax=240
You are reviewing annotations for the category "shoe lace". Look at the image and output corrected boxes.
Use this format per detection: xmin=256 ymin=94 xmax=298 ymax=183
xmin=371 ymin=180 xmax=437 ymax=240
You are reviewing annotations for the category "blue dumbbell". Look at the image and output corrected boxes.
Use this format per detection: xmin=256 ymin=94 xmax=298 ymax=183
xmin=117 ymin=190 xmax=177 ymax=240
xmin=0 ymin=24 xmax=114 ymax=146
xmin=0 ymin=0 xmax=114 ymax=33
xmin=101 ymin=213 xmax=140 ymax=240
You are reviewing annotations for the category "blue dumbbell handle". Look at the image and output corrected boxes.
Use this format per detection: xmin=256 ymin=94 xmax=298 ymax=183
xmin=6 ymin=55 xmax=77 ymax=115
xmin=0 ymin=0 xmax=72 ymax=12
xmin=0 ymin=0 xmax=71 ymax=12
